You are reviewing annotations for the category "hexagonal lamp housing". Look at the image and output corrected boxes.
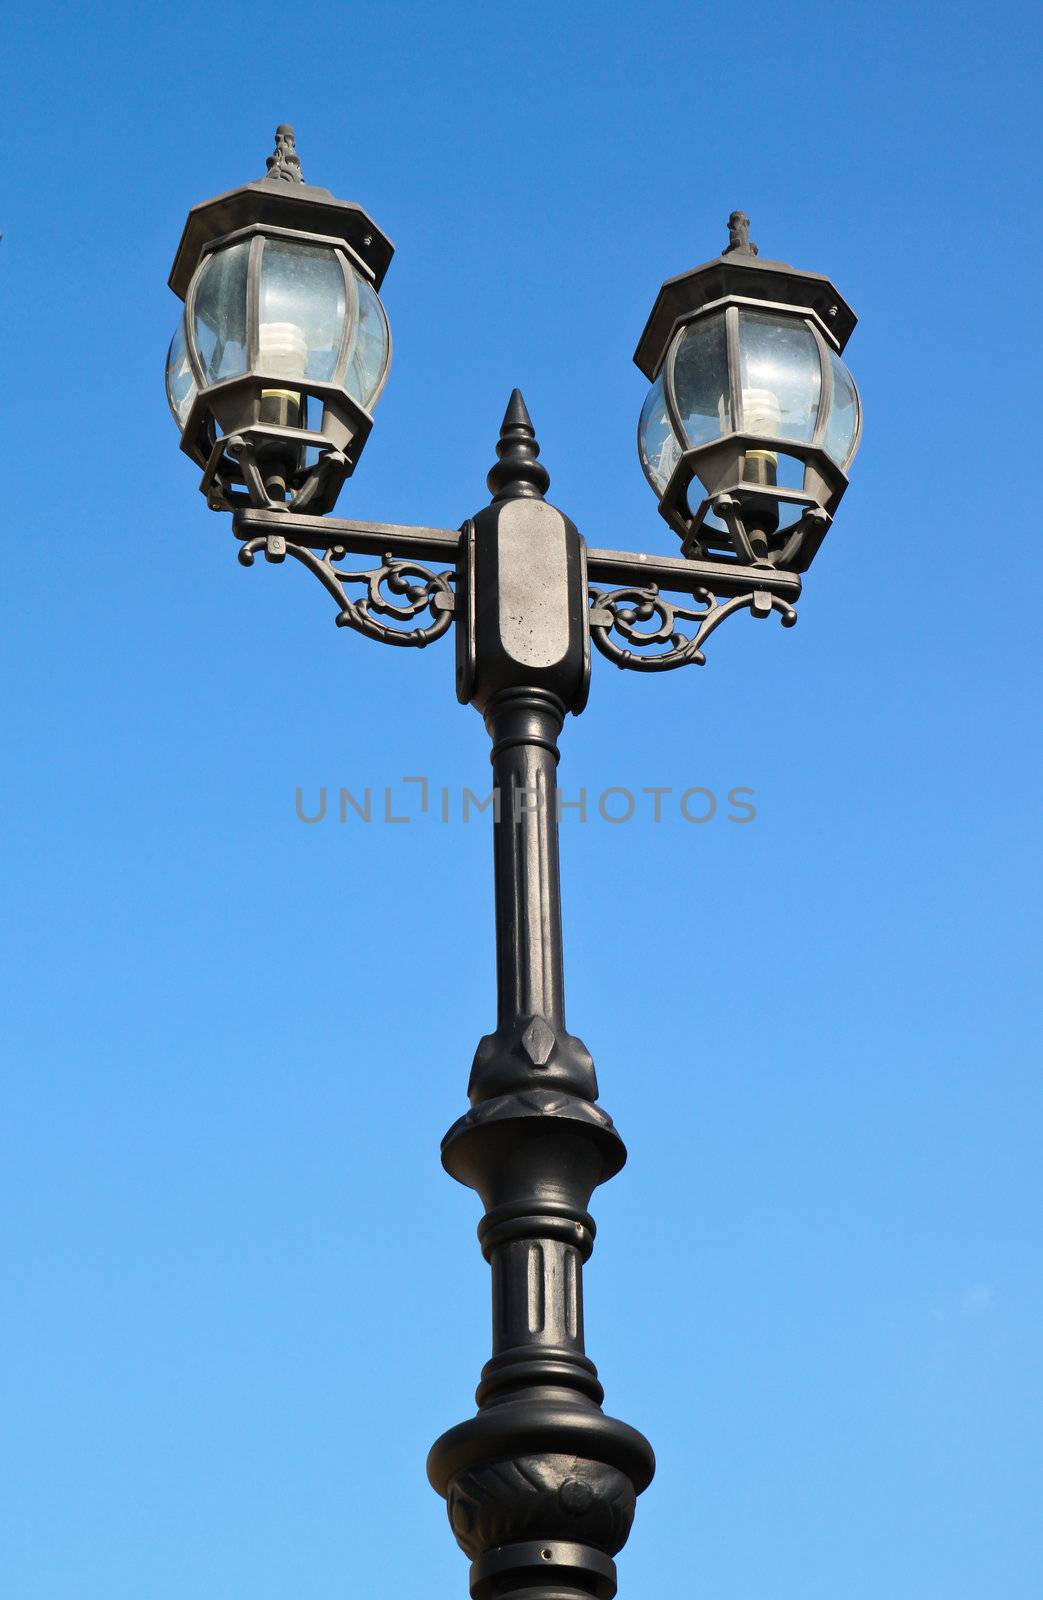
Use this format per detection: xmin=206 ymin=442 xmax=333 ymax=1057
xmin=166 ymin=134 xmax=393 ymax=516
xmin=634 ymin=235 xmax=861 ymax=572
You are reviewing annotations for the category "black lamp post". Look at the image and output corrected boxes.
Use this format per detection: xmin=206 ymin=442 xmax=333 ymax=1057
xmin=167 ymin=129 xmax=862 ymax=1600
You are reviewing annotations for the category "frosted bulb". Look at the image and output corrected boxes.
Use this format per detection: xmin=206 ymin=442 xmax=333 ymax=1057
xmin=258 ymin=320 xmax=308 ymax=379
xmin=257 ymin=320 xmax=308 ymax=431
xmin=654 ymin=432 xmax=680 ymax=487
xmin=743 ymin=385 xmax=781 ymax=478
xmin=743 ymin=386 xmax=782 ymax=438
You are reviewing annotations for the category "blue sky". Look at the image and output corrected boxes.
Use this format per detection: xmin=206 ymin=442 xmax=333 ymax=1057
xmin=3 ymin=2 xmax=1040 ymax=1595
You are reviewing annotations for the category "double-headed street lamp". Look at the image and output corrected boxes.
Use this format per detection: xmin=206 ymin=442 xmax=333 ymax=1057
xmin=167 ymin=128 xmax=862 ymax=1600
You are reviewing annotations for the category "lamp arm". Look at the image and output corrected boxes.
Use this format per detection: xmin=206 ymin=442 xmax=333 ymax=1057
xmin=230 ymin=508 xmax=802 ymax=666
xmin=233 ymin=506 xmax=460 ymax=561
xmin=237 ymin=534 xmax=456 ymax=649
xmin=587 ymin=580 xmax=797 ymax=672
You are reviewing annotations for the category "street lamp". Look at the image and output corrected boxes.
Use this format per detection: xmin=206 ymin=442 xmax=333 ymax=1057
xmin=167 ymin=130 xmax=862 ymax=1600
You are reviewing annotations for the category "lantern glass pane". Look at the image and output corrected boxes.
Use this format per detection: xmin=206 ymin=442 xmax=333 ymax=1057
xmin=737 ymin=311 xmax=820 ymax=442
xmin=638 ymin=373 xmax=682 ymax=495
xmin=823 ymin=349 xmax=860 ymax=467
xmin=258 ymin=240 xmax=347 ymax=384
xmin=672 ymin=312 xmax=731 ymax=449
xmin=344 ymin=269 xmax=390 ymax=409
xmin=165 ymin=318 xmax=197 ymax=430
xmin=194 ymin=240 xmax=250 ymax=384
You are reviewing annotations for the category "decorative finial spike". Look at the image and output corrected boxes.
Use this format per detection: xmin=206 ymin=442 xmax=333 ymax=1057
xmin=263 ymin=124 xmax=305 ymax=185
xmin=487 ymin=389 xmax=550 ymax=502
xmin=724 ymin=209 xmax=758 ymax=257
xmin=502 ymin=388 xmax=533 ymax=432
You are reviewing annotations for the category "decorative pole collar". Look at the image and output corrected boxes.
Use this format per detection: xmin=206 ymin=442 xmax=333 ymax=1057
xmin=724 ymin=209 xmax=758 ymax=257
xmin=263 ymin=124 xmax=305 ymax=185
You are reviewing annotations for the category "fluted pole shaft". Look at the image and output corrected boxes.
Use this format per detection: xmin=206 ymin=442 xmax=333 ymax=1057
xmin=488 ymin=689 xmax=566 ymax=1033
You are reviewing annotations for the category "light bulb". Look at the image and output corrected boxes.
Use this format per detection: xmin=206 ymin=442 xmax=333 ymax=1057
xmin=742 ymin=385 xmax=781 ymax=486
xmin=653 ymin=431 xmax=680 ymax=491
xmin=258 ymin=320 xmax=308 ymax=427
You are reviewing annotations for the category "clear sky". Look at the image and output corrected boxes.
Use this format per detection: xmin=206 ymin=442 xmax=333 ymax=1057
xmin=3 ymin=2 xmax=1040 ymax=1596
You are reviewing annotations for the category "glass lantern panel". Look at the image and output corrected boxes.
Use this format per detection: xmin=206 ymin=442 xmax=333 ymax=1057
xmin=258 ymin=240 xmax=347 ymax=384
xmin=672 ymin=312 xmax=731 ymax=449
xmin=737 ymin=311 xmax=821 ymax=442
xmin=344 ymin=269 xmax=390 ymax=409
xmin=823 ymin=349 xmax=860 ymax=467
xmin=193 ymin=240 xmax=250 ymax=384
xmin=638 ymin=373 xmax=682 ymax=495
xmin=165 ymin=317 xmax=197 ymax=430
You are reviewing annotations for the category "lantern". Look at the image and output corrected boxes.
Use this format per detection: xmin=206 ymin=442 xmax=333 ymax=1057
xmin=166 ymin=126 xmax=393 ymax=516
xmin=634 ymin=213 xmax=861 ymax=571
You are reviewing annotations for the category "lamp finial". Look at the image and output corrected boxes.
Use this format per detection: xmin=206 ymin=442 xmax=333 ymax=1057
xmin=724 ymin=210 xmax=758 ymax=256
xmin=263 ymin=124 xmax=305 ymax=185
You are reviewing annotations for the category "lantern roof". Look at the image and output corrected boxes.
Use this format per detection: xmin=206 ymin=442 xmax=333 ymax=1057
xmin=634 ymin=213 xmax=857 ymax=380
xmin=168 ymin=126 xmax=394 ymax=300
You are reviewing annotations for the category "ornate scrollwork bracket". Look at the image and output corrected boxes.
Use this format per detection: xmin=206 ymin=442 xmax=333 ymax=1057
xmin=237 ymin=533 xmax=455 ymax=649
xmin=588 ymin=581 xmax=796 ymax=671
xmin=230 ymin=506 xmax=801 ymax=668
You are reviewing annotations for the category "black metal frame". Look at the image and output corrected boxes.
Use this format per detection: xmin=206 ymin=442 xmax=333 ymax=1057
xmin=170 ymin=139 xmax=861 ymax=1600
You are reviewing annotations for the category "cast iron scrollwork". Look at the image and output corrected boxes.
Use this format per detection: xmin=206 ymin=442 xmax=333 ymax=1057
xmin=588 ymin=581 xmax=796 ymax=671
xmin=238 ymin=535 xmax=455 ymax=648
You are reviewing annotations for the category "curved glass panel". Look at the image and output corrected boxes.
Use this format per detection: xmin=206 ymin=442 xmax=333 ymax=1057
xmin=344 ymin=269 xmax=391 ymax=409
xmin=258 ymin=239 xmax=347 ymax=383
xmin=638 ymin=373 xmax=682 ymax=496
xmin=737 ymin=311 xmax=820 ymax=442
xmin=193 ymin=240 xmax=250 ymax=385
xmin=823 ymin=349 xmax=860 ymax=468
xmin=672 ymin=312 xmax=731 ymax=449
xmin=165 ymin=317 xmax=197 ymax=430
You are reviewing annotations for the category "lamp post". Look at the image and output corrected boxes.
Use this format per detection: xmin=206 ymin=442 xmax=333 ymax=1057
xmin=167 ymin=128 xmax=862 ymax=1600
